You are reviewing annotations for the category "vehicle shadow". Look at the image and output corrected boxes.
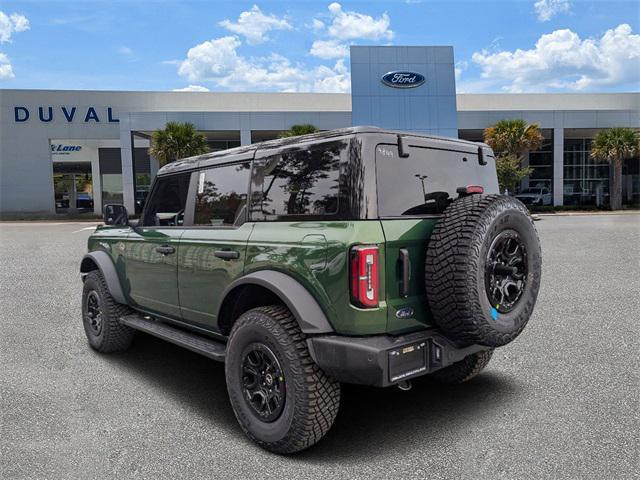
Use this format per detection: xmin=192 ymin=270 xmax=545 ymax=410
xmin=300 ymin=372 xmax=521 ymax=463
xmin=104 ymin=333 xmax=522 ymax=461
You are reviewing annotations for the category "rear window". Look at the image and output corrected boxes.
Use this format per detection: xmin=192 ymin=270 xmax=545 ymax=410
xmin=376 ymin=144 xmax=498 ymax=216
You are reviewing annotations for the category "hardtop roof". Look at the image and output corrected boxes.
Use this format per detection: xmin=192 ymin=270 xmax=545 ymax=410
xmin=157 ymin=126 xmax=487 ymax=175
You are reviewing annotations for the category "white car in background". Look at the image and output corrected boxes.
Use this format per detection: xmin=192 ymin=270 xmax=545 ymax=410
xmin=515 ymin=187 xmax=552 ymax=206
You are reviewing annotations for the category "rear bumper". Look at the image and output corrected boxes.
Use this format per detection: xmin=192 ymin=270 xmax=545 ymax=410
xmin=307 ymin=330 xmax=487 ymax=387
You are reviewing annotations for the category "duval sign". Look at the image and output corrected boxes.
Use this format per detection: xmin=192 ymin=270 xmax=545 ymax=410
xmin=381 ymin=71 xmax=426 ymax=89
xmin=14 ymin=106 xmax=119 ymax=123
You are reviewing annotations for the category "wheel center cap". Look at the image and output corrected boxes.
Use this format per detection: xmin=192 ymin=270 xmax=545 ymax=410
xmin=265 ymin=373 xmax=273 ymax=386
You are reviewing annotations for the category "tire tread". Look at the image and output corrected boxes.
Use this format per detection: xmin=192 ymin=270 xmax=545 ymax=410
xmin=227 ymin=305 xmax=340 ymax=454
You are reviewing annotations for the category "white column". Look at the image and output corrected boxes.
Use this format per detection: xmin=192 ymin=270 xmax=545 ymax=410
xmin=521 ymin=153 xmax=530 ymax=190
xmin=553 ymin=127 xmax=564 ymax=206
xmin=91 ymin=151 xmax=102 ymax=215
xmin=149 ymin=155 xmax=159 ymax=180
xmin=240 ymin=129 xmax=252 ymax=146
xmin=119 ymin=117 xmax=135 ymax=212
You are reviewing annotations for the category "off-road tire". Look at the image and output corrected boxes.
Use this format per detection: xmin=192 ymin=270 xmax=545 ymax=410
xmin=425 ymin=194 xmax=542 ymax=347
xmin=81 ymin=270 xmax=135 ymax=352
xmin=429 ymin=350 xmax=494 ymax=384
xmin=225 ymin=305 xmax=340 ymax=454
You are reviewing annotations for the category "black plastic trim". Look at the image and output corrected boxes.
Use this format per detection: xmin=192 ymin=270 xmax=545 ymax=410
xmin=307 ymin=330 xmax=486 ymax=387
xmin=80 ymin=251 xmax=127 ymax=304
xmin=219 ymin=270 xmax=334 ymax=334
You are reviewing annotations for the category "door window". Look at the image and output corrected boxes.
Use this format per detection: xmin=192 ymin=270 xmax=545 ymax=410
xmin=142 ymin=173 xmax=191 ymax=226
xmin=193 ymin=163 xmax=251 ymax=226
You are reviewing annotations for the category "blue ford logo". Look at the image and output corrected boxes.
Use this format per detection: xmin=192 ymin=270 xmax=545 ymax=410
xmin=395 ymin=307 xmax=415 ymax=319
xmin=381 ymin=71 xmax=425 ymax=89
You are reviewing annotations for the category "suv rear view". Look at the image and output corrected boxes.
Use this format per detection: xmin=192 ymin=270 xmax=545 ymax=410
xmin=81 ymin=127 xmax=541 ymax=453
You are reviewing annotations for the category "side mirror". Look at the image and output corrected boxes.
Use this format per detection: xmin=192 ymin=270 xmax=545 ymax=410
xmin=103 ymin=204 xmax=129 ymax=226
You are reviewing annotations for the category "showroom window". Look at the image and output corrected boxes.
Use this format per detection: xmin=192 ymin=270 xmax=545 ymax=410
xmin=527 ymin=131 xmax=553 ymax=193
xmin=563 ymin=138 xmax=610 ymax=206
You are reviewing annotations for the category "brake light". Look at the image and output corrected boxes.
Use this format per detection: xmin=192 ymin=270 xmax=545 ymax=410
xmin=350 ymin=246 xmax=379 ymax=308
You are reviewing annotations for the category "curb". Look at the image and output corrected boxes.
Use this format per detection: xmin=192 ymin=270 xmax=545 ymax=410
xmin=534 ymin=210 xmax=640 ymax=217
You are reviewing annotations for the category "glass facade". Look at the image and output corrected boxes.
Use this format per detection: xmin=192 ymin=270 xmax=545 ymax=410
xmin=622 ymin=153 xmax=640 ymax=206
xmin=527 ymin=132 xmax=553 ymax=192
xmin=563 ymin=138 xmax=610 ymax=206
xmin=207 ymin=140 xmax=241 ymax=152
xmin=52 ymin=163 xmax=94 ymax=213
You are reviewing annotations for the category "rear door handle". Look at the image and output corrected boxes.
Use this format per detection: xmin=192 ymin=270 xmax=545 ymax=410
xmin=399 ymin=248 xmax=411 ymax=298
xmin=155 ymin=245 xmax=175 ymax=255
xmin=214 ymin=250 xmax=240 ymax=260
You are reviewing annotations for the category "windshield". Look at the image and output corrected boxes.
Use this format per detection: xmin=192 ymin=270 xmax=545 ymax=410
xmin=376 ymin=143 xmax=499 ymax=216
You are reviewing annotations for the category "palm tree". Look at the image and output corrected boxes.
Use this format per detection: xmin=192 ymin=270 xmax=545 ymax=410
xmin=484 ymin=119 xmax=544 ymax=193
xmin=484 ymin=119 xmax=544 ymax=157
xmin=148 ymin=122 xmax=209 ymax=166
xmin=590 ymin=127 xmax=640 ymax=210
xmin=279 ymin=124 xmax=319 ymax=138
xmin=494 ymin=154 xmax=533 ymax=194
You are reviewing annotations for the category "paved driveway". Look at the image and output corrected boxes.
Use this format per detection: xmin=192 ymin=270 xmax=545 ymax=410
xmin=1 ymin=215 xmax=638 ymax=479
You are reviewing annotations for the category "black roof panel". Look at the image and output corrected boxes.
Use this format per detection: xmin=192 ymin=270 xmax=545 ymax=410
xmin=157 ymin=126 xmax=487 ymax=175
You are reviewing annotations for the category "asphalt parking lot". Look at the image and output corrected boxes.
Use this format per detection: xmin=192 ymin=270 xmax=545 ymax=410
xmin=1 ymin=214 xmax=638 ymax=479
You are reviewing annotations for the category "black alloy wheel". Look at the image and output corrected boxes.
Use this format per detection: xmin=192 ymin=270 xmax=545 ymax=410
xmin=241 ymin=342 xmax=286 ymax=423
xmin=84 ymin=290 xmax=103 ymax=335
xmin=485 ymin=230 xmax=528 ymax=313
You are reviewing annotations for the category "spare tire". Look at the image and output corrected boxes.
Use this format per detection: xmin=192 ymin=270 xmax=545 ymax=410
xmin=425 ymin=194 xmax=541 ymax=347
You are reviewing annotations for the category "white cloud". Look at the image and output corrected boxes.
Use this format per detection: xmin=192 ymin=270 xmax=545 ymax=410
xmin=324 ymin=3 xmax=393 ymax=41
xmin=118 ymin=46 xmax=133 ymax=56
xmin=0 ymin=52 xmax=14 ymax=79
xmin=310 ymin=39 xmax=349 ymax=59
xmin=219 ymin=5 xmax=291 ymax=45
xmin=177 ymin=35 xmax=350 ymax=93
xmin=534 ymin=0 xmax=571 ymax=22
xmin=454 ymin=60 xmax=468 ymax=81
xmin=0 ymin=11 xmax=29 ymax=43
xmin=178 ymin=36 xmax=243 ymax=82
xmin=308 ymin=3 xmax=393 ymax=59
xmin=312 ymin=59 xmax=350 ymax=93
xmin=173 ymin=85 xmax=210 ymax=92
xmin=471 ymin=24 xmax=640 ymax=92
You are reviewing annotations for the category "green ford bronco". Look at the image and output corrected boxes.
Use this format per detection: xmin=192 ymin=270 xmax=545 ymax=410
xmin=80 ymin=127 xmax=541 ymax=453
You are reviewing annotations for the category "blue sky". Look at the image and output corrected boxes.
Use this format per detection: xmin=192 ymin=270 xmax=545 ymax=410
xmin=0 ymin=0 xmax=638 ymax=93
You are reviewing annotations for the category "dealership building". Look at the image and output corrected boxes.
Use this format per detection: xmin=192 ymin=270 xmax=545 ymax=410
xmin=1 ymin=45 xmax=638 ymax=216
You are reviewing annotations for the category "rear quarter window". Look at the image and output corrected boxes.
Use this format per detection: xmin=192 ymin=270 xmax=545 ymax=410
xmin=249 ymin=140 xmax=347 ymax=221
xmin=376 ymin=144 xmax=499 ymax=217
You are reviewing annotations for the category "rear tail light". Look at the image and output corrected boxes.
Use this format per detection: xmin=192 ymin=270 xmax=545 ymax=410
xmin=350 ymin=245 xmax=379 ymax=308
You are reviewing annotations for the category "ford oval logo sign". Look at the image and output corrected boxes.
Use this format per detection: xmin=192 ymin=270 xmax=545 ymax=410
xmin=381 ymin=71 xmax=425 ymax=89
xmin=395 ymin=306 xmax=415 ymax=319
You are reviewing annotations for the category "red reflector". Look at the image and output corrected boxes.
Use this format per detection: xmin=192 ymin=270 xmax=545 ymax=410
xmin=350 ymin=246 xmax=379 ymax=308
xmin=466 ymin=185 xmax=484 ymax=194
xmin=457 ymin=185 xmax=484 ymax=196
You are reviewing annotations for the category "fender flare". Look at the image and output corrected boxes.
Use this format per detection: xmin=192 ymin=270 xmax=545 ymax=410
xmin=219 ymin=270 xmax=334 ymax=334
xmin=80 ymin=251 xmax=127 ymax=304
